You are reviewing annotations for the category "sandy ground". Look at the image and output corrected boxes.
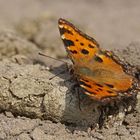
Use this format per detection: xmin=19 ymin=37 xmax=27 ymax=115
xmin=0 ymin=0 xmax=140 ymax=140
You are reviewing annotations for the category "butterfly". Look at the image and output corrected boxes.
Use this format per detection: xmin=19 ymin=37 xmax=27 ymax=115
xmin=58 ymin=18 xmax=134 ymax=102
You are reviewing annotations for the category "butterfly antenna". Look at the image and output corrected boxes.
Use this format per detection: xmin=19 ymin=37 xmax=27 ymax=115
xmin=49 ymin=69 xmax=67 ymax=80
xmin=38 ymin=52 xmax=69 ymax=65
xmin=39 ymin=52 xmax=70 ymax=80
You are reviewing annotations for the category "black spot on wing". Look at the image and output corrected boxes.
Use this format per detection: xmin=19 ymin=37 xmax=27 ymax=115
xmin=88 ymin=44 xmax=95 ymax=48
xmin=106 ymin=90 xmax=114 ymax=93
xmin=95 ymin=83 xmax=103 ymax=88
xmin=80 ymin=81 xmax=98 ymax=95
xmin=58 ymin=18 xmax=100 ymax=48
xmin=94 ymin=55 xmax=103 ymax=63
xmin=98 ymin=88 xmax=103 ymax=91
xmin=81 ymin=49 xmax=89 ymax=55
xmin=95 ymin=89 xmax=99 ymax=92
xmin=105 ymin=83 xmax=114 ymax=88
xmin=80 ymin=42 xmax=84 ymax=46
xmin=59 ymin=27 xmax=73 ymax=35
xmin=79 ymin=81 xmax=91 ymax=88
xmin=84 ymin=89 xmax=97 ymax=95
xmin=63 ymin=39 xmax=75 ymax=47
xmin=69 ymin=50 xmax=78 ymax=54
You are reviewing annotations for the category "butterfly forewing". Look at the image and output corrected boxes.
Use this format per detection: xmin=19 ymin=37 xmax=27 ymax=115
xmin=58 ymin=18 xmax=99 ymax=63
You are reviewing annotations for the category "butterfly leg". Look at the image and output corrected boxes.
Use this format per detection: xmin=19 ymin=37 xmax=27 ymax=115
xmin=72 ymin=82 xmax=82 ymax=111
xmin=98 ymin=106 xmax=106 ymax=129
xmin=76 ymin=87 xmax=82 ymax=111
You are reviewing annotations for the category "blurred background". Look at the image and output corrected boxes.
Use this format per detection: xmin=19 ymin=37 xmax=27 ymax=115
xmin=0 ymin=0 xmax=140 ymax=55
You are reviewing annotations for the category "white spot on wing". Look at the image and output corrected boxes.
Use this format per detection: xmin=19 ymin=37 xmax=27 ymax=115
xmin=61 ymin=34 xmax=65 ymax=39
xmin=85 ymin=91 xmax=92 ymax=96
xmin=80 ymin=85 xmax=85 ymax=88
xmin=59 ymin=25 xmax=64 ymax=28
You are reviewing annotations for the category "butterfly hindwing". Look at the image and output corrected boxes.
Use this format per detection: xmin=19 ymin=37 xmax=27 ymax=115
xmin=79 ymin=77 xmax=117 ymax=100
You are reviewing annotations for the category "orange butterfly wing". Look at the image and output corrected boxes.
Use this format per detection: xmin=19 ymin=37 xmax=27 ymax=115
xmin=58 ymin=18 xmax=133 ymax=101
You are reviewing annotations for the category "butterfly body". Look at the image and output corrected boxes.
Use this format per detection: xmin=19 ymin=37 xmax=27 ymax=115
xmin=58 ymin=18 xmax=134 ymax=101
